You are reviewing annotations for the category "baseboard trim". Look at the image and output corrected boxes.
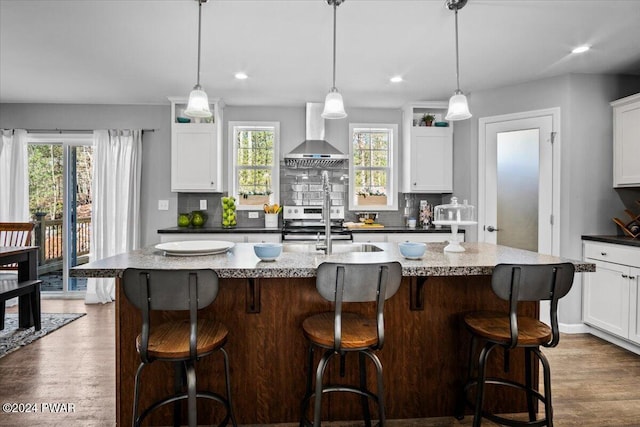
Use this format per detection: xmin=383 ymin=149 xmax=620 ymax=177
xmin=559 ymin=322 xmax=590 ymax=334
xmin=583 ymin=325 xmax=640 ymax=356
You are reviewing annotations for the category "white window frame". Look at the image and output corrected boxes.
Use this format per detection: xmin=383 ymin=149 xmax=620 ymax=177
xmin=228 ymin=121 xmax=280 ymax=211
xmin=348 ymin=123 xmax=398 ymax=211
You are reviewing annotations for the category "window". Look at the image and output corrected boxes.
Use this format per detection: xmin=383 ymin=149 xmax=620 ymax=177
xmin=229 ymin=122 xmax=279 ymax=210
xmin=349 ymin=123 xmax=398 ymax=211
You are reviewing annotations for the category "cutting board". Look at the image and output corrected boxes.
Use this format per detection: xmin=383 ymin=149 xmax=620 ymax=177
xmin=346 ymin=222 xmax=384 ymax=229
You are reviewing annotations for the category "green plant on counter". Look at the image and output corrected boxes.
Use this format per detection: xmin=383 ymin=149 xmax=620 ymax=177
xmin=422 ymin=114 xmax=435 ymax=125
xmin=357 ymin=188 xmax=386 ymax=198
xmin=239 ymin=190 xmax=272 ymax=199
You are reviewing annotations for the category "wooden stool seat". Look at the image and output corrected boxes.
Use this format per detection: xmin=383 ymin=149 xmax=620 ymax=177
xmin=464 ymin=311 xmax=552 ymax=346
xmin=303 ymin=312 xmax=377 ymax=350
xmin=136 ymin=319 xmax=229 ymax=360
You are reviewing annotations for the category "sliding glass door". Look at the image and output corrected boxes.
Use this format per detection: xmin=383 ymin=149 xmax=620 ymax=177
xmin=27 ymin=134 xmax=93 ymax=295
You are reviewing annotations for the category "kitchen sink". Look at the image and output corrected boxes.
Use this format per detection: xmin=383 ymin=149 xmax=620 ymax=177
xmin=282 ymin=243 xmax=384 ymax=254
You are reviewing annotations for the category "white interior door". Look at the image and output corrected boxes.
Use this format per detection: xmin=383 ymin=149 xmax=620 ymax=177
xmin=479 ymin=109 xmax=560 ymax=256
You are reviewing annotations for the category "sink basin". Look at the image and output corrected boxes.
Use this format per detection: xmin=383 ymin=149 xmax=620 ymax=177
xmin=282 ymin=243 xmax=384 ymax=254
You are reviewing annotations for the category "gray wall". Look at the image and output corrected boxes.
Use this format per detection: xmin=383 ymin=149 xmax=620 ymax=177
xmin=0 ymin=103 xmax=174 ymax=247
xmin=451 ymin=73 xmax=640 ymax=325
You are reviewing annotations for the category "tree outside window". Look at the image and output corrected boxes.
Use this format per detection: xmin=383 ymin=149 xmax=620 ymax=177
xmin=349 ymin=124 xmax=398 ymax=210
xmin=230 ymin=122 xmax=280 ymax=209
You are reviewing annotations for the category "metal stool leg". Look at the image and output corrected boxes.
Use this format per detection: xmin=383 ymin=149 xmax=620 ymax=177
xmin=313 ymin=350 xmax=334 ymax=427
xmin=173 ymin=362 xmax=185 ymax=427
xmin=536 ymin=348 xmax=554 ymax=427
xmin=220 ymin=347 xmax=238 ymax=427
xmin=359 ymin=351 xmax=372 ymax=427
xmin=185 ymin=361 xmax=197 ymax=427
xmin=362 ymin=351 xmax=385 ymax=427
xmin=473 ymin=342 xmax=496 ymax=427
xmin=132 ymin=362 xmax=146 ymax=427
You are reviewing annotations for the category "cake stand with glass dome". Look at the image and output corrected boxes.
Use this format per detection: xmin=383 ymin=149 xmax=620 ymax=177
xmin=433 ymin=197 xmax=477 ymax=252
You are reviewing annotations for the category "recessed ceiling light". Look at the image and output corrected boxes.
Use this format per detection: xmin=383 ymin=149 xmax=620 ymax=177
xmin=390 ymin=76 xmax=403 ymax=83
xmin=234 ymin=72 xmax=248 ymax=80
xmin=571 ymin=45 xmax=590 ymax=54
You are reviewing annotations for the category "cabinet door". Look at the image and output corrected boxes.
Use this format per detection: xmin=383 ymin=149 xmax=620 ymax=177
xmin=171 ymin=126 xmax=218 ymax=192
xmin=583 ymin=259 xmax=630 ymax=339
xmin=352 ymin=233 xmax=387 ymax=243
xmin=628 ymin=268 xmax=640 ymax=345
xmin=407 ymin=128 xmax=452 ymax=192
xmin=246 ymin=234 xmax=281 ymax=243
xmin=613 ymin=100 xmax=640 ymax=187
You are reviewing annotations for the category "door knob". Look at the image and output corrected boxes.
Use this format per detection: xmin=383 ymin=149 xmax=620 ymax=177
xmin=486 ymin=225 xmax=500 ymax=232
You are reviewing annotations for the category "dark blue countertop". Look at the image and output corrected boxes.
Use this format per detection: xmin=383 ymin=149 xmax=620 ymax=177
xmin=582 ymin=235 xmax=640 ymax=248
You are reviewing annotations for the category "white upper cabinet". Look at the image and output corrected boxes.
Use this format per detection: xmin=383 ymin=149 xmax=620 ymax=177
xmin=169 ymin=97 xmax=224 ymax=192
xmin=401 ymin=103 xmax=453 ymax=193
xmin=612 ymin=93 xmax=640 ymax=188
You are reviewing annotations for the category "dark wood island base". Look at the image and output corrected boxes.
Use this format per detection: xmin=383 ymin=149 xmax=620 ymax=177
xmin=115 ymin=275 xmax=537 ymax=426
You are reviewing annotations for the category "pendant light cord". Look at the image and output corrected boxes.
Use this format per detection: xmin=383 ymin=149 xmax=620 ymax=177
xmin=454 ymin=7 xmax=460 ymax=92
xmin=331 ymin=0 xmax=337 ymax=91
xmin=196 ymin=0 xmax=203 ymax=88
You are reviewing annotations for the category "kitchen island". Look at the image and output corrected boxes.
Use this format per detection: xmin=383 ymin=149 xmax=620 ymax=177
xmin=72 ymin=242 xmax=594 ymax=426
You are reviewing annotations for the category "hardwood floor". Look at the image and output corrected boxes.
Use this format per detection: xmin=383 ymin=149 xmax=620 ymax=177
xmin=1 ymin=300 xmax=639 ymax=426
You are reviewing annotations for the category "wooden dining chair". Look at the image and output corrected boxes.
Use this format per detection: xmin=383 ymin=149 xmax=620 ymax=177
xmin=0 ymin=222 xmax=35 ymax=271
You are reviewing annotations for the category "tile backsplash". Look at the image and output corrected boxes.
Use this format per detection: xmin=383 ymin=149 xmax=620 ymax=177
xmin=176 ymin=164 xmax=449 ymax=228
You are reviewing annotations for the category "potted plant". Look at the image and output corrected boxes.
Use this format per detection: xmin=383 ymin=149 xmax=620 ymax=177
xmin=239 ymin=190 xmax=272 ymax=206
xmin=356 ymin=189 xmax=387 ymax=206
xmin=422 ymin=113 xmax=435 ymax=127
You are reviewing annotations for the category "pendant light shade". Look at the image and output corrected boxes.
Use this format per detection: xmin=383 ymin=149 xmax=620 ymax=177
xmin=322 ymin=0 xmax=347 ymax=120
xmin=322 ymin=88 xmax=347 ymax=119
xmin=445 ymin=0 xmax=472 ymax=121
xmin=185 ymin=86 xmax=211 ymax=118
xmin=184 ymin=0 xmax=212 ymax=119
xmin=446 ymin=90 xmax=472 ymax=121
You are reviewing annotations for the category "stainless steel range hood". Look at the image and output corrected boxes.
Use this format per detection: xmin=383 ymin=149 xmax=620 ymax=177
xmin=284 ymin=103 xmax=348 ymax=169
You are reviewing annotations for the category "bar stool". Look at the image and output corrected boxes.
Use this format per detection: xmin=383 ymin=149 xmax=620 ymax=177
xmin=299 ymin=261 xmax=402 ymax=427
xmin=456 ymin=263 xmax=575 ymax=427
xmin=122 ymin=268 xmax=237 ymax=427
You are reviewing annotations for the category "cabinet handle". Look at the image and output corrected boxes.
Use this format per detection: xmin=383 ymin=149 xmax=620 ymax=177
xmin=630 ymin=276 xmax=636 ymax=280
xmin=413 ymin=182 xmax=417 ymax=186
xmin=622 ymin=274 xmax=628 ymax=278
xmin=601 ymin=252 xmax=607 ymax=256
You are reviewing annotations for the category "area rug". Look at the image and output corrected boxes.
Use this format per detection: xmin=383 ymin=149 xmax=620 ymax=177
xmin=0 ymin=313 xmax=86 ymax=359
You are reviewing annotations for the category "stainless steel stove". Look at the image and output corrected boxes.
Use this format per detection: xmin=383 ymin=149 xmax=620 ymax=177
xmin=281 ymin=206 xmax=352 ymax=242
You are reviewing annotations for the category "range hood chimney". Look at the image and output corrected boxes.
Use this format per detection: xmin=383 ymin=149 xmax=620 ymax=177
xmin=284 ymin=103 xmax=348 ymax=169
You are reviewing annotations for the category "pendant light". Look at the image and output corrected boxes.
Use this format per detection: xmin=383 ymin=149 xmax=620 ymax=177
xmin=322 ymin=0 xmax=347 ymax=119
xmin=184 ymin=0 xmax=212 ymax=118
xmin=445 ymin=0 xmax=472 ymax=121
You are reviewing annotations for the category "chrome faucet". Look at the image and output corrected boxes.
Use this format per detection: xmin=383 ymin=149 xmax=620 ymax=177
xmin=316 ymin=170 xmax=332 ymax=254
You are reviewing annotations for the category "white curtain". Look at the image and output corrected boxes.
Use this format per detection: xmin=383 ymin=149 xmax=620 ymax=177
xmin=86 ymin=129 xmax=142 ymax=304
xmin=0 ymin=129 xmax=29 ymax=221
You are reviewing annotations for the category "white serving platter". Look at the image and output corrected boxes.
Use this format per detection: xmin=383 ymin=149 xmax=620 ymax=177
xmin=154 ymin=240 xmax=235 ymax=256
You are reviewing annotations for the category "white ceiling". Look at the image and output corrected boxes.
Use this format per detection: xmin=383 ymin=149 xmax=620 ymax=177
xmin=1 ymin=0 xmax=640 ymax=108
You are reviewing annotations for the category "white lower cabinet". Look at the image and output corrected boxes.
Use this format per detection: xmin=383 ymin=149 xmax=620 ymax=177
xmin=353 ymin=232 xmax=464 ymax=244
xmin=583 ymin=241 xmax=640 ymax=346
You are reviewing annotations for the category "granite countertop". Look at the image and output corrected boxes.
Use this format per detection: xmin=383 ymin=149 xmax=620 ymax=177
xmin=582 ymin=235 xmax=640 ymax=248
xmin=71 ymin=242 xmax=594 ymax=279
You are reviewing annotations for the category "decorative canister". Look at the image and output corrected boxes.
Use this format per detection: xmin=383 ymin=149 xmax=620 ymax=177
xmin=177 ymin=212 xmax=191 ymax=227
xmin=190 ymin=210 xmax=207 ymax=227
xmin=264 ymin=213 xmax=279 ymax=228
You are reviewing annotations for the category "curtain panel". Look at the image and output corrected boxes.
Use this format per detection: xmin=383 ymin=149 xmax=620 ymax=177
xmin=86 ymin=129 xmax=142 ymax=304
xmin=0 ymin=129 xmax=29 ymax=222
